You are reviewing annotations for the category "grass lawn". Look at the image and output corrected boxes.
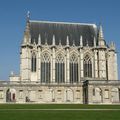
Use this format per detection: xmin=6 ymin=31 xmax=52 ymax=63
xmin=0 ymin=104 xmax=120 ymax=120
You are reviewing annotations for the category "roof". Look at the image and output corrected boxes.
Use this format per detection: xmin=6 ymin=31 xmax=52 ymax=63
xmin=29 ymin=20 xmax=97 ymax=46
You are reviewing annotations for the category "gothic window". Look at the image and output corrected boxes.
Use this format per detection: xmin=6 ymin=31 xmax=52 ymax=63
xmin=31 ymin=53 xmax=36 ymax=72
xmin=70 ymin=54 xmax=78 ymax=83
xmin=84 ymin=55 xmax=92 ymax=78
xmin=55 ymin=54 xmax=65 ymax=83
xmin=41 ymin=53 xmax=51 ymax=83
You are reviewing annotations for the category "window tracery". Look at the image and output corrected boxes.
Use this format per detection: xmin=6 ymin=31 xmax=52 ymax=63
xmin=83 ymin=55 xmax=92 ymax=77
xmin=70 ymin=54 xmax=78 ymax=83
xmin=31 ymin=53 xmax=36 ymax=72
xmin=41 ymin=53 xmax=51 ymax=83
xmin=55 ymin=53 xmax=65 ymax=83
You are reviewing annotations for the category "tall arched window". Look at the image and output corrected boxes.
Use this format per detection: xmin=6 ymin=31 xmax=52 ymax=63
xmin=70 ymin=54 xmax=78 ymax=83
xmin=84 ymin=55 xmax=92 ymax=77
xmin=41 ymin=53 xmax=51 ymax=83
xmin=55 ymin=54 xmax=65 ymax=83
xmin=31 ymin=53 xmax=36 ymax=72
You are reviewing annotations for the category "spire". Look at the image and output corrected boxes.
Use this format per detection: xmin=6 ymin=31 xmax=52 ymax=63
xmin=99 ymin=24 xmax=104 ymax=39
xmin=66 ymin=36 xmax=69 ymax=46
xmin=23 ymin=32 xmax=31 ymax=45
xmin=98 ymin=24 xmax=105 ymax=47
xmin=52 ymin=35 xmax=55 ymax=46
xmin=23 ymin=36 xmax=27 ymax=44
xmin=38 ymin=34 xmax=41 ymax=45
xmin=25 ymin=11 xmax=30 ymax=32
xmin=28 ymin=34 xmax=31 ymax=44
xmin=22 ymin=11 xmax=31 ymax=45
xmin=80 ymin=35 xmax=83 ymax=47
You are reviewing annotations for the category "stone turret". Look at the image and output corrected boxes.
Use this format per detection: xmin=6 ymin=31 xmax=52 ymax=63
xmin=107 ymin=41 xmax=118 ymax=80
xmin=20 ymin=11 xmax=31 ymax=81
xmin=97 ymin=25 xmax=107 ymax=79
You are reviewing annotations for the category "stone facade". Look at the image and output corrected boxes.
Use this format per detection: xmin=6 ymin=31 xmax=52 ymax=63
xmin=0 ymin=13 xmax=119 ymax=104
xmin=83 ymin=80 xmax=120 ymax=104
xmin=0 ymin=82 xmax=83 ymax=103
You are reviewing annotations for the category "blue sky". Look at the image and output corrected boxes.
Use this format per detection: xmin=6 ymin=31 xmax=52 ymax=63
xmin=0 ymin=0 xmax=120 ymax=80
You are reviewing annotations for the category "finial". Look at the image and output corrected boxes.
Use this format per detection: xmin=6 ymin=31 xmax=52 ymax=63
xmin=10 ymin=71 xmax=14 ymax=76
xmin=25 ymin=11 xmax=30 ymax=32
xmin=33 ymin=39 xmax=36 ymax=45
xmin=72 ymin=40 xmax=75 ymax=46
xmin=66 ymin=36 xmax=69 ymax=46
xmin=94 ymin=36 xmax=96 ymax=47
xmin=27 ymin=11 xmax=30 ymax=22
xmin=44 ymin=33 xmax=48 ymax=45
xmin=86 ymin=40 xmax=89 ymax=47
xmin=80 ymin=35 xmax=83 ymax=47
xmin=38 ymin=34 xmax=41 ymax=45
xmin=45 ymin=38 xmax=47 ymax=45
xmin=110 ymin=41 xmax=115 ymax=50
xmin=52 ymin=35 xmax=55 ymax=46
xmin=59 ymin=39 xmax=62 ymax=46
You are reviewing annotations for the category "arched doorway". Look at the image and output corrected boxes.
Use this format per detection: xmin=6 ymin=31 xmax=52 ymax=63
xmin=6 ymin=89 xmax=11 ymax=102
xmin=6 ymin=89 xmax=16 ymax=102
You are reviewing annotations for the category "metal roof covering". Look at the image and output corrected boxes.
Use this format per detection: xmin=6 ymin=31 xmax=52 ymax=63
xmin=29 ymin=20 xmax=97 ymax=46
